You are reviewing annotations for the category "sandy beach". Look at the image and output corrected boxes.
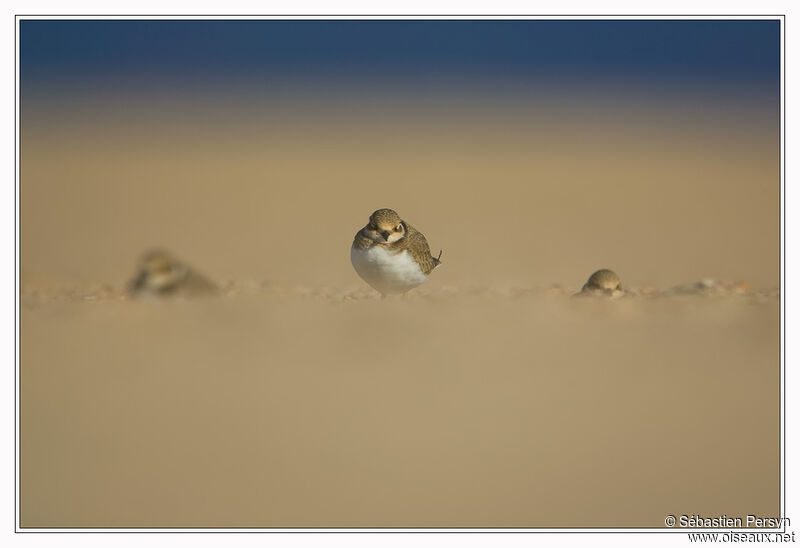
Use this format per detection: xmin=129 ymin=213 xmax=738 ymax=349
xmin=19 ymin=96 xmax=780 ymax=527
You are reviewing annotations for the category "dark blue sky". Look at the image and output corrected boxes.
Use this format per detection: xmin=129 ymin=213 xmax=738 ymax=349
xmin=20 ymin=19 xmax=779 ymax=91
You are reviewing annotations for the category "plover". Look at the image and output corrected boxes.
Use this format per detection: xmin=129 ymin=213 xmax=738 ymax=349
xmin=129 ymin=248 xmax=218 ymax=297
xmin=351 ymin=208 xmax=442 ymax=296
xmin=579 ymin=269 xmax=624 ymax=297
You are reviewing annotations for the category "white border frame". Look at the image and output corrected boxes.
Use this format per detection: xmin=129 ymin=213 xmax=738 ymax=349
xmin=13 ymin=13 xmax=786 ymax=536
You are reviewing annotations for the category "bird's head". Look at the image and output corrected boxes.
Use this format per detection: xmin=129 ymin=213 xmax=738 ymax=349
xmin=363 ymin=208 xmax=406 ymax=244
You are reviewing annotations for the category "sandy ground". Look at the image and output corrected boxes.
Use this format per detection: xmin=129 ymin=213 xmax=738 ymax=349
xmin=20 ymin=95 xmax=780 ymax=527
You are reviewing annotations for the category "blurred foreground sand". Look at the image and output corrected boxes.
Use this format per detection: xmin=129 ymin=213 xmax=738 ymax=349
xmin=20 ymin=97 xmax=779 ymax=527
xmin=21 ymin=288 xmax=779 ymax=527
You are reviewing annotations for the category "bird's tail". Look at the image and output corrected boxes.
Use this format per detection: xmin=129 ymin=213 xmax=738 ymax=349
xmin=432 ymin=249 xmax=443 ymax=268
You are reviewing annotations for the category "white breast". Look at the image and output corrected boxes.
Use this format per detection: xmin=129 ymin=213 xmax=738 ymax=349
xmin=351 ymin=245 xmax=429 ymax=295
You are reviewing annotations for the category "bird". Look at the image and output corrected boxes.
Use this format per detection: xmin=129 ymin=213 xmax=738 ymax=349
xmin=351 ymin=208 xmax=442 ymax=296
xmin=128 ymin=248 xmax=218 ymax=298
xmin=578 ymin=268 xmax=624 ymax=297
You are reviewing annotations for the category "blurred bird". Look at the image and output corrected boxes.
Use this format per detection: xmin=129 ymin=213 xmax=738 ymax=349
xmin=579 ymin=269 xmax=624 ymax=298
xmin=129 ymin=248 xmax=218 ymax=297
xmin=351 ymin=208 xmax=442 ymax=296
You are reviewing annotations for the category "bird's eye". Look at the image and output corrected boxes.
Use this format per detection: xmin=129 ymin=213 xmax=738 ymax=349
xmin=395 ymin=225 xmax=402 ymax=232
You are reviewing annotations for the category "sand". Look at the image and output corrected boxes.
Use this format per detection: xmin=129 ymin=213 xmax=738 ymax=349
xmin=19 ymin=94 xmax=780 ymax=527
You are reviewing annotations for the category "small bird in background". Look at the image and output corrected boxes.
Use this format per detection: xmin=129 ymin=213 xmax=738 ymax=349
xmin=579 ymin=269 xmax=624 ymax=298
xmin=129 ymin=248 xmax=218 ymax=298
xmin=351 ymin=208 xmax=442 ymax=296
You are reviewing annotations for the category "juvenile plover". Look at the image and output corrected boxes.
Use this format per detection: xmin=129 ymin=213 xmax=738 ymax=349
xmin=579 ymin=269 xmax=624 ymax=297
xmin=129 ymin=248 xmax=218 ymax=297
xmin=351 ymin=208 xmax=442 ymax=296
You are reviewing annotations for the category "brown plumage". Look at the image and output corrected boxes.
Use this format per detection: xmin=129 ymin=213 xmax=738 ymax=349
xmin=579 ymin=269 xmax=623 ymax=296
xmin=352 ymin=224 xmax=440 ymax=275
xmin=351 ymin=209 xmax=441 ymax=275
xmin=351 ymin=208 xmax=442 ymax=295
xmin=129 ymin=249 xmax=218 ymax=297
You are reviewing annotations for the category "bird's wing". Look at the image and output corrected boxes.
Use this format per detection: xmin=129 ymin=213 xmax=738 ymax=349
xmin=401 ymin=224 xmax=439 ymax=275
